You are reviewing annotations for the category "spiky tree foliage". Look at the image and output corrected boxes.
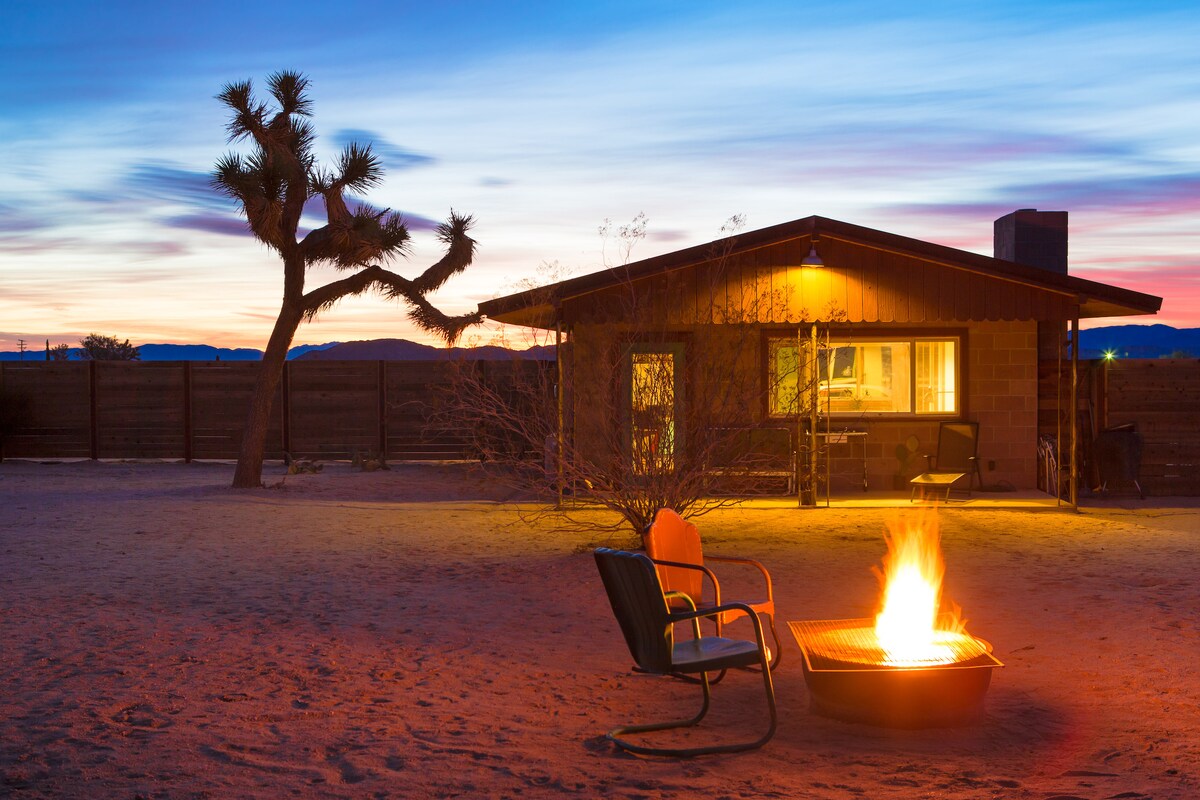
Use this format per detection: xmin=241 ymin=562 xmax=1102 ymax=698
xmin=213 ymin=71 xmax=481 ymax=488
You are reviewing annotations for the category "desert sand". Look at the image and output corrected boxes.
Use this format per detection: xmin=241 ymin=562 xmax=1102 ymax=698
xmin=1 ymin=460 xmax=1197 ymax=799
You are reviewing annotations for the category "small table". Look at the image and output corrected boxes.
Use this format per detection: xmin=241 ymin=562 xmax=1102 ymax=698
xmin=909 ymin=472 xmax=968 ymax=502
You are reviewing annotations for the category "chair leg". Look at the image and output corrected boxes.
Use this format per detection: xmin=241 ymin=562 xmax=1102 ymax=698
xmin=743 ymin=614 xmax=784 ymax=672
xmin=607 ymin=663 xmax=777 ymax=758
xmin=606 ymin=670 xmax=712 ymax=756
xmin=766 ymin=614 xmax=783 ymax=671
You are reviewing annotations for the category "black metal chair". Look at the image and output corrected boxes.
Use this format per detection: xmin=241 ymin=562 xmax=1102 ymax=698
xmin=592 ymin=547 xmax=777 ymax=757
xmin=910 ymin=421 xmax=984 ymax=501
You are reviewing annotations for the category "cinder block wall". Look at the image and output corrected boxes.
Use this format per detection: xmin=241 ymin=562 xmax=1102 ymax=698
xmin=966 ymin=320 xmax=1039 ymax=490
xmin=846 ymin=320 xmax=1040 ymax=493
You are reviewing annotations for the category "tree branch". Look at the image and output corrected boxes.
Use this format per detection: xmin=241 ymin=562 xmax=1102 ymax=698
xmin=298 ymin=266 xmax=389 ymax=321
xmin=408 ymin=212 xmax=477 ymax=294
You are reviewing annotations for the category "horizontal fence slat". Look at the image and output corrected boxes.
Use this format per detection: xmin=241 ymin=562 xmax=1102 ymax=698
xmin=1038 ymin=358 xmax=1200 ymax=497
xmin=2 ymin=359 xmax=553 ymax=464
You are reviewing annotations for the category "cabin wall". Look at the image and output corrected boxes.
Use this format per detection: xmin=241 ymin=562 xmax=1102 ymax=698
xmin=567 ymin=322 xmax=766 ymax=472
xmin=565 ymin=318 xmax=1040 ymax=494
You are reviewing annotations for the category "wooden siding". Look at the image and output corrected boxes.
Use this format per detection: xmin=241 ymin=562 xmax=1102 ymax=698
xmin=190 ymin=362 xmax=285 ymax=460
xmin=1037 ymin=359 xmax=1200 ymax=497
xmin=1103 ymin=360 xmax=1200 ymax=496
xmin=564 ymin=236 xmax=1077 ymax=327
xmin=0 ymin=362 xmax=92 ymax=458
xmin=0 ymin=360 xmax=551 ymax=462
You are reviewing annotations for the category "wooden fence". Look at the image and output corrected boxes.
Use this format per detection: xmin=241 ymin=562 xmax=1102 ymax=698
xmin=1039 ymin=359 xmax=1200 ymax=496
xmin=0 ymin=360 xmax=552 ymax=462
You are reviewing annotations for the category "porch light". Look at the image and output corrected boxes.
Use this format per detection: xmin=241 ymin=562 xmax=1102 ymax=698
xmin=801 ymin=244 xmax=824 ymax=267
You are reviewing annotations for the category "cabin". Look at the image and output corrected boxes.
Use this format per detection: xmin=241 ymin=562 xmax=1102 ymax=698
xmin=478 ymin=211 xmax=1162 ymax=499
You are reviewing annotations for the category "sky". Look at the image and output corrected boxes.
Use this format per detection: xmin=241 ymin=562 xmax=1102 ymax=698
xmin=1 ymin=0 xmax=1198 ymax=352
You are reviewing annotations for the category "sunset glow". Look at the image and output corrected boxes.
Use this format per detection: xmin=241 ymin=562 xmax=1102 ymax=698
xmin=1 ymin=1 xmax=1196 ymax=351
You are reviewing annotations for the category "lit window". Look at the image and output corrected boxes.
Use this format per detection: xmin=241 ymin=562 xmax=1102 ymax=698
xmin=630 ymin=351 xmax=677 ymax=472
xmin=768 ymin=336 xmax=958 ymax=417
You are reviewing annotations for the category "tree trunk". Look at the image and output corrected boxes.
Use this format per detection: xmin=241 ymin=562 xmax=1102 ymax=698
xmin=231 ymin=305 xmax=303 ymax=488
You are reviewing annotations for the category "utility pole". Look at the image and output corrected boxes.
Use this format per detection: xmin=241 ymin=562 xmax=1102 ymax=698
xmin=17 ymin=338 xmax=26 ymax=360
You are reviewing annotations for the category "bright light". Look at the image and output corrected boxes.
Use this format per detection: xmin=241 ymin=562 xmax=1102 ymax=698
xmin=874 ymin=512 xmax=967 ymax=666
xmin=1103 ymin=349 xmax=1117 ymax=361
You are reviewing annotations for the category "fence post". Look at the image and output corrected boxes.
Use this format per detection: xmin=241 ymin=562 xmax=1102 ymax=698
xmin=281 ymin=361 xmax=291 ymax=457
xmin=183 ymin=361 xmax=193 ymax=463
xmin=89 ymin=360 xmax=99 ymax=460
xmin=378 ymin=360 xmax=388 ymax=460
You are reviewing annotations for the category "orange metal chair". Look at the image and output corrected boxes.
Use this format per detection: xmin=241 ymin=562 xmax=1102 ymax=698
xmin=644 ymin=508 xmax=782 ymax=670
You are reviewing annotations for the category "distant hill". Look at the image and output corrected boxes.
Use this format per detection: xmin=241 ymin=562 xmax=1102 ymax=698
xmin=1078 ymin=324 xmax=1200 ymax=359
xmin=294 ymin=338 xmax=555 ymax=361
xmin=137 ymin=344 xmax=263 ymax=361
xmin=3 ymin=326 xmax=1194 ymax=362
xmin=0 ymin=342 xmax=340 ymax=362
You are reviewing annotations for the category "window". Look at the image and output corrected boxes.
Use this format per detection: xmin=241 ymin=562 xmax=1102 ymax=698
xmin=628 ymin=346 xmax=682 ymax=473
xmin=768 ymin=335 xmax=959 ymax=417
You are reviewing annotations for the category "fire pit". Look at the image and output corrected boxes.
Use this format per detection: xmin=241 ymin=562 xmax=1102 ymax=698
xmin=790 ymin=511 xmax=1003 ymax=727
xmin=789 ymin=618 xmax=1002 ymax=727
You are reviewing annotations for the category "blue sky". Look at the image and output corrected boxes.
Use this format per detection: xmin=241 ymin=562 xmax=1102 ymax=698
xmin=1 ymin=0 xmax=1197 ymax=350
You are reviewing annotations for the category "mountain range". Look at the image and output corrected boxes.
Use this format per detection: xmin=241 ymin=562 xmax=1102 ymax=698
xmin=0 ymin=325 xmax=1194 ymax=362
xmin=0 ymin=339 xmax=553 ymax=361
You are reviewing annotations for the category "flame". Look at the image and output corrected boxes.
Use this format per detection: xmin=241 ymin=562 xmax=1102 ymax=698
xmin=873 ymin=511 xmax=967 ymax=666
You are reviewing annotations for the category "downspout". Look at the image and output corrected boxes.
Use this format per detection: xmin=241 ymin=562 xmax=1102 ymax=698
xmin=1056 ymin=323 xmax=1064 ymax=507
xmin=555 ymin=307 xmax=564 ymax=509
xmin=1069 ymin=315 xmax=1079 ymax=509
xmin=796 ymin=324 xmax=803 ymax=507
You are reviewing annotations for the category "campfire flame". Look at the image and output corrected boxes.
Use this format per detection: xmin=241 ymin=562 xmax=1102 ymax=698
xmin=873 ymin=511 xmax=968 ymax=666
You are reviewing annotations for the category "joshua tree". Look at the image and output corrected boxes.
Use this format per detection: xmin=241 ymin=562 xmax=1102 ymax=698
xmin=214 ymin=71 xmax=480 ymax=488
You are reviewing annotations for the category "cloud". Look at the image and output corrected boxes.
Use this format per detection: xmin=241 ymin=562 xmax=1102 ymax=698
xmin=993 ymin=173 xmax=1200 ymax=215
xmin=330 ymin=130 xmax=436 ymax=172
xmin=0 ymin=203 xmax=51 ymax=234
xmin=165 ymin=214 xmax=250 ymax=237
xmin=397 ymin=212 xmax=442 ymax=233
xmin=0 ymin=235 xmax=84 ymax=255
xmin=124 ymin=162 xmax=231 ymax=212
xmin=647 ymin=229 xmax=690 ymax=244
xmin=298 ymin=194 xmax=442 ymax=234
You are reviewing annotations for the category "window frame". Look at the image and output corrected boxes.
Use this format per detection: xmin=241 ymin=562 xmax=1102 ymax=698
xmin=762 ymin=328 xmax=968 ymax=420
xmin=622 ymin=340 xmax=687 ymax=472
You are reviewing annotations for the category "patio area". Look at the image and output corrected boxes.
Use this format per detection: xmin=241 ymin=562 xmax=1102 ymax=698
xmin=1 ymin=460 xmax=1196 ymax=799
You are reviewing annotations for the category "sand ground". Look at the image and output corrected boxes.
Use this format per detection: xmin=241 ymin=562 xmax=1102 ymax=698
xmin=1 ymin=460 xmax=1197 ymax=799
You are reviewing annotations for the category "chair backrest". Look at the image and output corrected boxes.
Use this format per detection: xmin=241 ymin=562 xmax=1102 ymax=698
xmin=593 ymin=548 xmax=674 ymax=673
xmin=644 ymin=508 xmax=704 ymax=601
xmin=935 ymin=421 xmax=979 ymax=472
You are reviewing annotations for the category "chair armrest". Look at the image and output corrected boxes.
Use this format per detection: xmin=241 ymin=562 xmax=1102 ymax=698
xmin=669 ymin=601 xmax=768 ymax=648
xmin=703 ymin=555 xmax=773 ymax=601
xmin=664 ymin=590 xmax=703 ymax=639
xmin=650 ymin=557 xmax=722 ymax=606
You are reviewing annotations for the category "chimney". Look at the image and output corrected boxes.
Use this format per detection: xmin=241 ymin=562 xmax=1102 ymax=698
xmin=994 ymin=209 xmax=1068 ymax=274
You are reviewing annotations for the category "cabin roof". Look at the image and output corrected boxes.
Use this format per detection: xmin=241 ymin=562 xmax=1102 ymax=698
xmin=478 ymin=215 xmax=1162 ymax=329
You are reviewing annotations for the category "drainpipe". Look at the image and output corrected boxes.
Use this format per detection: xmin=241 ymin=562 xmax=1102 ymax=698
xmin=555 ymin=308 xmax=564 ymax=509
xmin=810 ymin=322 xmax=819 ymax=505
xmin=1069 ymin=315 xmax=1079 ymax=508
